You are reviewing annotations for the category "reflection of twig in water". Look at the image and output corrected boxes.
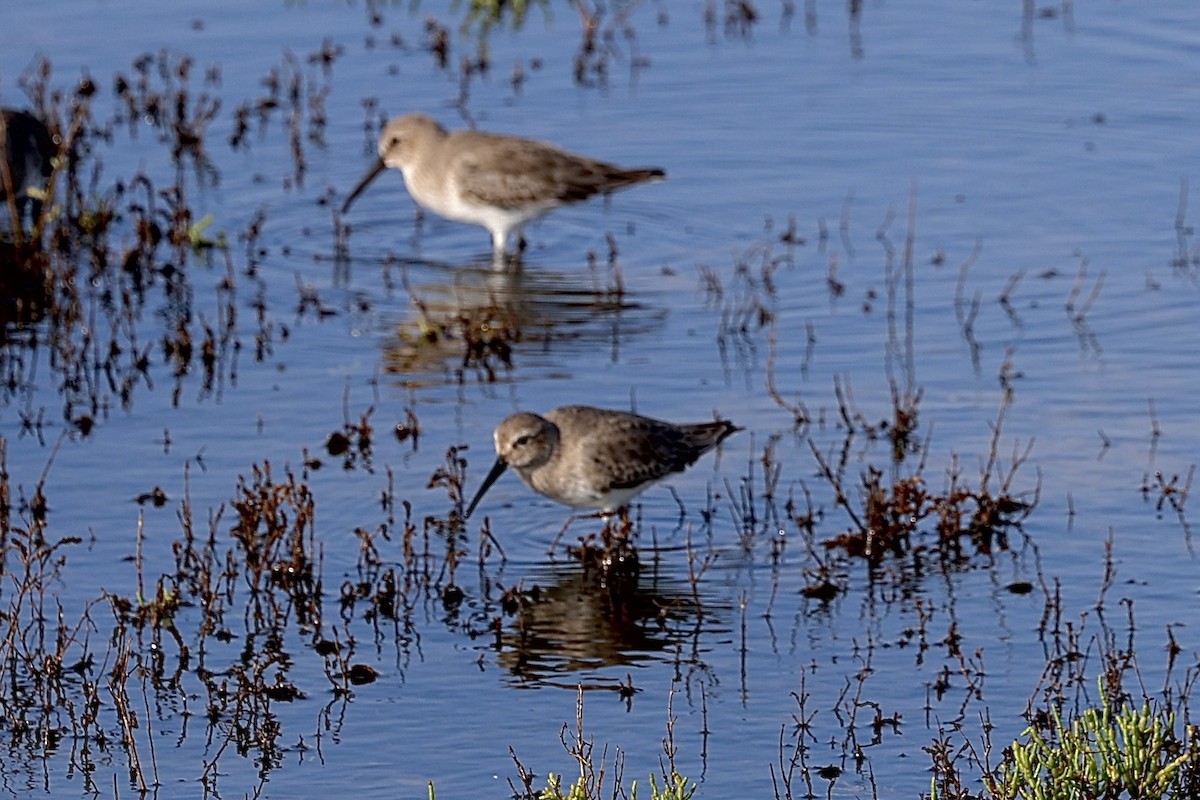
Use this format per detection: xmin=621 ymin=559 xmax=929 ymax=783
xmin=477 ymin=516 xmax=507 ymax=565
xmin=684 ymin=523 xmax=718 ymax=614
xmin=1065 ymin=258 xmax=1104 ymax=357
xmin=1140 ymin=463 xmax=1195 ymax=551
xmin=765 ymin=317 xmax=810 ymax=426
xmin=998 ymin=268 xmax=1026 ymax=327
xmin=1173 ymin=175 xmax=1200 ymax=274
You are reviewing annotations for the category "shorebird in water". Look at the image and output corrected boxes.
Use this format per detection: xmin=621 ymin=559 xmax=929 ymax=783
xmin=465 ymin=405 xmax=740 ymax=518
xmin=342 ymin=114 xmax=664 ymax=260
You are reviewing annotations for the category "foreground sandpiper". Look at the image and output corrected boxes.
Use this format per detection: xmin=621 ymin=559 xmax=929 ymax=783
xmin=341 ymin=113 xmax=665 ymax=259
xmin=0 ymin=108 xmax=56 ymax=226
xmin=464 ymin=405 xmax=741 ymax=517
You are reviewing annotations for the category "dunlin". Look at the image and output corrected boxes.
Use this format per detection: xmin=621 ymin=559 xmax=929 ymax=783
xmin=464 ymin=405 xmax=740 ymax=517
xmin=341 ymin=114 xmax=665 ymax=258
xmin=0 ymin=109 xmax=56 ymax=226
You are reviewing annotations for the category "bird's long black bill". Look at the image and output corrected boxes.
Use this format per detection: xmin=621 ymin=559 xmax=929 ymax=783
xmin=341 ymin=157 xmax=387 ymax=215
xmin=464 ymin=457 xmax=509 ymax=519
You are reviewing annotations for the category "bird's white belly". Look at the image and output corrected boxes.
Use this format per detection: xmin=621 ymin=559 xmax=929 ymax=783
xmin=445 ymin=191 xmax=535 ymax=231
xmin=530 ymin=470 xmax=652 ymax=513
xmin=402 ymin=166 xmax=543 ymax=246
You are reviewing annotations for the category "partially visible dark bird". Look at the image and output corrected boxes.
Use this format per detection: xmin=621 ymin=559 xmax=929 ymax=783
xmin=1 ymin=108 xmax=56 ymax=227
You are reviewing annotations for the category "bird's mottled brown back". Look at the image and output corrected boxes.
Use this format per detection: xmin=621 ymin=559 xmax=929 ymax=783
xmin=547 ymin=406 xmax=738 ymax=492
xmin=456 ymin=134 xmax=663 ymax=210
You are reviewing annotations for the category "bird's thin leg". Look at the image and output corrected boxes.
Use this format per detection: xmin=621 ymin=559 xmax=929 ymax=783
xmin=491 ymin=228 xmax=519 ymax=268
xmin=490 ymin=226 xmax=508 ymax=260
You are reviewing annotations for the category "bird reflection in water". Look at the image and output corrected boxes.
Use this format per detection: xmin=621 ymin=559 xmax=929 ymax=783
xmin=493 ymin=560 xmax=721 ymax=691
xmin=378 ymin=257 xmax=667 ymax=384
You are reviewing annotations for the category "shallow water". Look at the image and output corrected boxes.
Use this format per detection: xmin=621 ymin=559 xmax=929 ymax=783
xmin=2 ymin=2 xmax=1199 ymax=799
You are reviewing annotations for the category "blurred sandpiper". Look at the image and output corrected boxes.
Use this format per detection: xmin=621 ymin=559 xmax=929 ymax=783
xmin=0 ymin=108 xmax=56 ymax=227
xmin=341 ymin=113 xmax=665 ymax=259
xmin=464 ymin=405 xmax=740 ymax=517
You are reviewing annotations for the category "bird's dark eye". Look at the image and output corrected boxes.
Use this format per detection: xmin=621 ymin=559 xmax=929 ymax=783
xmin=514 ymin=435 xmax=531 ymax=447
xmin=389 ymin=136 xmax=401 ymax=148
